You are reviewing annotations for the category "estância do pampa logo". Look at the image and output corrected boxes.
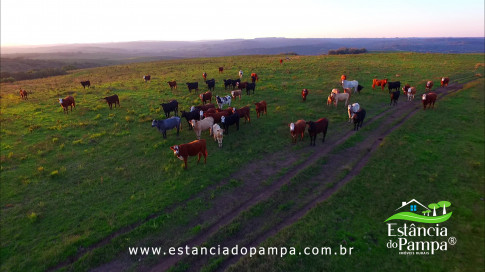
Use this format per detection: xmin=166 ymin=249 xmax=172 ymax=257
xmin=385 ymin=199 xmax=456 ymax=255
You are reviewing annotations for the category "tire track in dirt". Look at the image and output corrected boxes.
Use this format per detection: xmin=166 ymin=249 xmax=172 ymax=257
xmin=145 ymin=83 xmax=465 ymax=272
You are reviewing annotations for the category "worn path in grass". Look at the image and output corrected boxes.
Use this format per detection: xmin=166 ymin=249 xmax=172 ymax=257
xmin=85 ymin=82 xmax=465 ymax=272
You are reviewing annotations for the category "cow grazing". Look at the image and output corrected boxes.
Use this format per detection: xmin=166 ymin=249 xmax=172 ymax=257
xmin=231 ymin=89 xmax=242 ymax=100
xmin=255 ymin=101 xmax=267 ymax=118
xmin=352 ymin=108 xmax=366 ymax=131
xmin=80 ymin=80 xmax=90 ymax=89
xmin=426 ymin=81 xmax=433 ymax=91
xmin=103 ymin=94 xmax=120 ymax=109
xmin=167 ymin=81 xmax=177 ymax=90
xmin=221 ymin=112 xmax=239 ymax=134
xmin=246 ymin=83 xmax=255 ymax=95
xmin=402 ymin=86 xmax=417 ymax=101
xmin=186 ymin=82 xmax=199 ymax=93
xmin=251 ymin=73 xmax=259 ymax=83
xmin=191 ymin=117 xmax=214 ymax=140
xmin=331 ymin=92 xmax=350 ymax=107
xmin=19 ymin=89 xmax=28 ymax=100
xmin=224 ymin=79 xmax=234 ymax=90
xmin=219 ymin=67 xmax=224 ymax=74
xmin=204 ymin=111 xmax=230 ymax=123
xmin=200 ymin=91 xmax=212 ymax=104
xmin=422 ymin=92 xmax=437 ymax=110
xmin=390 ymin=90 xmax=400 ymax=106
xmin=342 ymin=80 xmax=360 ymax=93
xmin=306 ymin=118 xmax=329 ymax=146
xmin=239 ymin=70 xmax=243 ymax=78
xmin=59 ymin=96 xmax=75 ymax=113
xmin=170 ymin=139 xmax=207 ymax=169
xmin=160 ymin=100 xmax=178 ymax=118
xmin=441 ymin=77 xmax=449 ymax=87
xmin=152 ymin=117 xmax=181 ymax=138
xmin=289 ymin=119 xmax=306 ymax=143
xmin=388 ymin=81 xmax=401 ymax=93
xmin=181 ymin=109 xmax=203 ymax=130
xmin=143 ymin=75 xmax=151 ymax=82
xmin=372 ymin=78 xmax=388 ymax=90
xmin=205 ymin=79 xmax=215 ymax=91
xmin=234 ymin=106 xmax=251 ymax=123
xmin=302 ymin=89 xmax=309 ymax=102
xmin=216 ymin=95 xmax=232 ymax=109
xmin=202 ymin=72 xmax=207 ymax=81
xmin=211 ymin=124 xmax=224 ymax=147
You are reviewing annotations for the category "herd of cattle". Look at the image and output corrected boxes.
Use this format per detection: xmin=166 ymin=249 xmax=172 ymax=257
xmin=18 ymin=67 xmax=446 ymax=169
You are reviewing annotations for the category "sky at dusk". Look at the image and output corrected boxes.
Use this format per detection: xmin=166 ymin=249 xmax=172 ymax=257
xmin=1 ymin=0 xmax=484 ymax=47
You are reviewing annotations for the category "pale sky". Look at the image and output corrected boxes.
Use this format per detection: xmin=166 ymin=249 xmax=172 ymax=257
xmin=1 ymin=0 xmax=484 ymax=46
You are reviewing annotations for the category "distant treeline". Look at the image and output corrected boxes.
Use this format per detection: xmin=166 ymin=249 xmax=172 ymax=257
xmin=1 ymin=67 xmax=72 ymax=83
xmin=328 ymin=47 xmax=368 ymax=55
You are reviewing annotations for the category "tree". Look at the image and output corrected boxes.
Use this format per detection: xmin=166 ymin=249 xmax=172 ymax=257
xmin=422 ymin=210 xmax=431 ymax=216
xmin=438 ymin=201 xmax=451 ymax=215
xmin=428 ymin=203 xmax=440 ymax=216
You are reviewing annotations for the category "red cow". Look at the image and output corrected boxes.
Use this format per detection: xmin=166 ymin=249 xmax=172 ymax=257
xmin=219 ymin=67 xmax=224 ymax=73
xmin=170 ymin=139 xmax=207 ymax=169
xmin=425 ymin=81 xmax=433 ymax=91
xmin=255 ymin=101 xmax=267 ymax=118
xmin=279 ymin=59 xmax=283 ymax=64
xmin=204 ymin=111 xmax=230 ymax=123
xmin=19 ymin=89 xmax=28 ymax=100
xmin=202 ymin=72 xmax=207 ymax=81
xmin=234 ymin=106 xmax=251 ymax=123
xmin=251 ymin=73 xmax=259 ymax=82
xmin=441 ymin=77 xmax=449 ymax=87
xmin=199 ymin=91 xmax=212 ymax=104
xmin=289 ymin=119 xmax=306 ymax=143
xmin=58 ymin=96 xmax=75 ymax=113
xmin=167 ymin=81 xmax=177 ymax=90
xmin=341 ymin=75 xmax=347 ymax=81
xmin=422 ymin=92 xmax=437 ymax=110
xmin=302 ymin=89 xmax=309 ymax=101
xmin=372 ymin=78 xmax=388 ymax=90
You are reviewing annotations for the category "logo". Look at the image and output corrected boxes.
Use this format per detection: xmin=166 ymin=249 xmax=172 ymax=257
xmin=385 ymin=199 xmax=452 ymax=223
xmin=385 ymin=199 xmax=456 ymax=255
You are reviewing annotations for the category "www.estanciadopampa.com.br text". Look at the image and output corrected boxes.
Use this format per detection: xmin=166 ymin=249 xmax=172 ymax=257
xmin=129 ymin=244 xmax=354 ymax=258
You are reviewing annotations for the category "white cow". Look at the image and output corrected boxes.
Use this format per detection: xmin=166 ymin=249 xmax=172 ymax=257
xmin=342 ymin=80 xmax=359 ymax=93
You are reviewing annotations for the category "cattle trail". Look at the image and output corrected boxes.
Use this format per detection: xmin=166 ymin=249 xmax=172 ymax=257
xmin=84 ymin=83 xmax=465 ymax=272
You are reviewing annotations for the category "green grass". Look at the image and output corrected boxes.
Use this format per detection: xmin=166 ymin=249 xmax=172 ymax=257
xmin=229 ymin=79 xmax=484 ymax=272
xmin=0 ymin=53 xmax=483 ymax=271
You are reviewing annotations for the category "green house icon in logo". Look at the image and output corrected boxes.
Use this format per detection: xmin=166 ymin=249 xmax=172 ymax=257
xmin=385 ymin=199 xmax=452 ymax=223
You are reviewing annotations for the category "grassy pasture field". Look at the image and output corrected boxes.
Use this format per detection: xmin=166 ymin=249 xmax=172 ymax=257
xmin=0 ymin=53 xmax=483 ymax=271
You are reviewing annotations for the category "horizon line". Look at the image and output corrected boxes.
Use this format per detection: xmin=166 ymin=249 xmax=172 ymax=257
xmin=2 ymin=36 xmax=485 ymax=48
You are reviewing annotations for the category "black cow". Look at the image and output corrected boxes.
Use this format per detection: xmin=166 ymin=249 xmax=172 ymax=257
xmin=221 ymin=112 xmax=239 ymax=135
xmin=390 ymin=90 xmax=400 ymax=106
xmin=181 ymin=110 xmax=203 ymax=130
xmin=231 ymin=79 xmax=240 ymax=89
xmin=223 ymin=79 xmax=234 ymax=90
xmin=353 ymin=108 xmax=366 ymax=131
xmin=388 ymin=81 xmax=401 ymax=93
xmin=205 ymin=79 xmax=215 ymax=91
xmin=80 ymin=80 xmax=90 ymax=89
xmin=246 ymin=83 xmax=256 ymax=95
xmin=186 ymin=82 xmax=199 ymax=93
xmin=160 ymin=100 xmax=178 ymax=118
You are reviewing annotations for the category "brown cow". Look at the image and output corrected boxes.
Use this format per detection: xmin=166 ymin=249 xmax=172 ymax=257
xmin=199 ymin=91 xmax=212 ymax=104
xmin=372 ymin=78 xmax=388 ymax=90
xmin=306 ymin=118 xmax=329 ymax=146
xmin=167 ymin=81 xmax=177 ymax=90
xmin=219 ymin=67 xmax=224 ymax=73
xmin=255 ymin=101 xmax=267 ymax=118
xmin=170 ymin=139 xmax=207 ymax=169
xmin=289 ymin=119 xmax=306 ymax=143
xmin=441 ymin=77 xmax=449 ymax=87
xmin=425 ymin=81 xmax=433 ymax=91
xmin=192 ymin=104 xmax=215 ymax=112
xmin=59 ymin=96 xmax=75 ymax=113
xmin=143 ymin=75 xmax=151 ymax=82
xmin=302 ymin=89 xmax=309 ymax=102
xmin=234 ymin=106 xmax=251 ymax=123
xmin=327 ymin=95 xmax=334 ymax=106
xmin=231 ymin=89 xmax=242 ymax=100
xmin=202 ymin=72 xmax=207 ymax=81
xmin=341 ymin=75 xmax=347 ymax=81
xmin=204 ymin=111 xmax=230 ymax=123
xmin=422 ymin=92 xmax=437 ymax=110
xmin=19 ymin=89 xmax=28 ymax=100
xmin=402 ymin=86 xmax=417 ymax=101
xmin=103 ymin=94 xmax=120 ymax=109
